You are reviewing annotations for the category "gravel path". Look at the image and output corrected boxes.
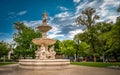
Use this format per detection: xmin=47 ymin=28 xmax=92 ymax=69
xmin=0 ymin=64 xmax=120 ymax=75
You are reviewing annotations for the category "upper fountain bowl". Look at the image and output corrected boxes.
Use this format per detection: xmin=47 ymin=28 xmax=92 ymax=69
xmin=37 ymin=25 xmax=52 ymax=32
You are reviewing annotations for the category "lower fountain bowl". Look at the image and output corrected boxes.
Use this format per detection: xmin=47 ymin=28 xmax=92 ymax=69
xmin=19 ymin=59 xmax=70 ymax=70
xmin=32 ymin=38 xmax=56 ymax=46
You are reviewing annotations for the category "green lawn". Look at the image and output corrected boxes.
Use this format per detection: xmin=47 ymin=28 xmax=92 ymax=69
xmin=0 ymin=62 xmax=17 ymax=66
xmin=71 ymin=62 xmax=120 ymax=68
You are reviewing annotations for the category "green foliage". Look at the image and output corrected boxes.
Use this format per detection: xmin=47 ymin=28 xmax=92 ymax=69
xmin=60 ymin=40 xmax=76 ymax=57
xmin=93 ymin=22 xmax=113 ymax=55
xmin=78 ymin=42 xmax=90 ymax=57
xmin=0 ymin=41 xmax=10 ymax=58
xmin=105 ymin=20 xmax=120 ymax=58
xmin=13 ymin=22 xmax=41 ymax=59
xmin=54 ymin=40 xmax=61 ymax=54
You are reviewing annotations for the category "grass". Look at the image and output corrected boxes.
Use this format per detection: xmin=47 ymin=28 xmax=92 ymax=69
xmin=71 ymin=62 xmax=120 ymax=68
xmin=0 ymin=62 xmax=17 ymax=66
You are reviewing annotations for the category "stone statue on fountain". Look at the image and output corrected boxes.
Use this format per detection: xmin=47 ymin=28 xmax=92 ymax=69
xmin=49 ymin=46 xmax=56 ymax=59
xmin=35 ymin=44 xmax=56 ymax=60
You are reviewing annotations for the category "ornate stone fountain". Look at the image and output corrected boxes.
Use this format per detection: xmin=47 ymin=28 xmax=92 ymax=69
xmin=33 ymin=12 xmax=56 ymax=60
xmin=19 ymin=12 xmax=70 ymax=69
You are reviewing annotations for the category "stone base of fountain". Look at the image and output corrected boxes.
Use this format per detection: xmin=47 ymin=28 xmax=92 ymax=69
xmin=19 ymin=59 xmax=70 ymax=70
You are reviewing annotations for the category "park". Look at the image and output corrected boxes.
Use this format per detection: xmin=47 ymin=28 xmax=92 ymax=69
xmin=0 ymin=0 xmax=120 ymax=75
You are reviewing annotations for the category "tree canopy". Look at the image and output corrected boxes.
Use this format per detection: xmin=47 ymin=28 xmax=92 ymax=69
xmin=13 ymin=22 xmax=41 ymax=59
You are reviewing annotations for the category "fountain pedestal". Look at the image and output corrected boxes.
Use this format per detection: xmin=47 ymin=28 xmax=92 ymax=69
xmin=19 ymin=59 xmax=70 ymax=69
xmin=19 ymin=12 xmax=70 ymax=70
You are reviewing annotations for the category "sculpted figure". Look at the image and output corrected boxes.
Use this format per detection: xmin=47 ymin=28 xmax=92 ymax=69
xmin=42 ymin=12 xmax=47 ymax=25
xmin=49 ymin=46 xmax=56 ymax=59
xmin=35 ymin=46 xmax=40 ymax=59
xmin=39 ymin=44 xmax=46 ymax=59
xmin=35 ymin=44 xmax=46 ymax=60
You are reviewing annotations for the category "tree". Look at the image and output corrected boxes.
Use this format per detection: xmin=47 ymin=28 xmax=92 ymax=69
xmin=54 ymin=40 xmax=61 ymax=54
xmin=77 ymin=42 xmax=90 ymax=57
xmin=93 ymin=22 xmax=113 ymax=62
xmin=75 ymin=7 xmax=99 ymax=62
xmin=13 ymin=22 xmax=41 ymax=59
xmin=59 ymin=40 xmax=76 ymax=58
xmin=106 ymin=20 xmax=120 ymax=61
xmin=76 ymin=7 xmax=99 ymax=29
xmin=0 ymin=41 xmax=10 ymax=59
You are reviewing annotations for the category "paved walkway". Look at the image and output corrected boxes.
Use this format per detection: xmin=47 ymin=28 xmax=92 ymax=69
xmin=0 ymin=64 xmax=120 ymax=75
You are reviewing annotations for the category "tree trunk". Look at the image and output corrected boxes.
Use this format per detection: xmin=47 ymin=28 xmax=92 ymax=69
xmin=85 ymin=57 xmax=87 ymax=62
xmin=93 ymin=55 xmax=96 ymax=62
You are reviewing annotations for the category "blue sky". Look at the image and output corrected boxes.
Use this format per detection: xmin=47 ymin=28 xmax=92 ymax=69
xmin=0 ymin=0 xmax=120 ymax=43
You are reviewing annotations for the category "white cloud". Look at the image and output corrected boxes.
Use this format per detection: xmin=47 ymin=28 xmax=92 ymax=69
xmin=23 ymin=19 xmax=64 ymax=40
xmin=73 ymin=0 xmax=80 ymax=3
xmin=17 ymin=11 xmax=27 ymax=16
xmin=75 ymin=0 xmax=100 ymax=15
xmin=75 ymin=1 xmax=88 ymax=14
xmin=55 ymin=12 xmax=71 ymax=18
xmin=47 ymin=25 xmax=64 ymax=39
xmin=59 ymin=6 xmax=68 ymax=11
xmin=87 ymin=0 xmax=98 ymax=7
xmin=23 ymin=20 xmax=42 ymax=27
xmin=0 ymin=33 xmax=13 ymax=43
xmin=68 ymin=29 xmax=84 ymax=39
xmin=106 ymin=15 xmax=118 ymax=23
xmin=103 ymin=0 xmax=120 ymax=7
xmin=4 ymin=38 xmax=13 ymax=44
xmin=75 ymin=0 xmax=119 ymax=23
xmin=95 ymin=0 xmax=120 ymax=23
xmin=8 ymin=11 xmax=27 ymax=19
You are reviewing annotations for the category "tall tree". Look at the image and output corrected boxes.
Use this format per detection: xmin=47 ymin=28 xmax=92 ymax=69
xmin=107 ymin=20 xmax=120 ymax=61
xmin=75 ymin=7 xmax=99 ymax=62
xmin=93 ymin=22 xmax=113 ymax=62
xmin=13 ymin=22 xmax=41 ymax=59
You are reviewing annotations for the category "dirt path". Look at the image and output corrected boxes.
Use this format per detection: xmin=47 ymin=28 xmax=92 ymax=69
xmin=0 ymin=64 xmax=120 ymax=75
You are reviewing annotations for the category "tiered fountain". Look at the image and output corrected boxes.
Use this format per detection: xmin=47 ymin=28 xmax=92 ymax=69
xmin=19 ymin=12 xmax=70 ymax=69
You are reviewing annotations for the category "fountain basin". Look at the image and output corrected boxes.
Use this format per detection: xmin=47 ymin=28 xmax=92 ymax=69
xmin=32 ymin=38 xmax=56 ymax=45
xmin=19 ymin=59 xmax=70 ymax=69
xmin=37 ymin=25 xmax=52 ymax=32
